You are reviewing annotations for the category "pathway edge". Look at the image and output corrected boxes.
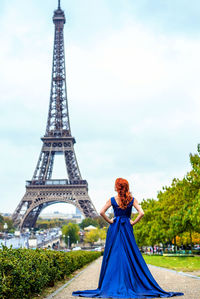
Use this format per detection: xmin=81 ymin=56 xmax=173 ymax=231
xmin=45 ymin=256 xmax=102 ymax=299
xmin=147 ymin=264 xmax=200 ymax=280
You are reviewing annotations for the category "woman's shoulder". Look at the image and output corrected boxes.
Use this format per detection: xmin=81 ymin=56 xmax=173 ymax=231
xmin=109 ymin=196 xmax=134 ymax=207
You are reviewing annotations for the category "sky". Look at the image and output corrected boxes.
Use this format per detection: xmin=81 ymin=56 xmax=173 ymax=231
xmin=1 ymin=0 xmax=200 ymax=215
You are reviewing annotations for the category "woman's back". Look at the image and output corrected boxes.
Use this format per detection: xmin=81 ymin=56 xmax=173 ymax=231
xmin=111 ymin=196 xmax=134 ymax=218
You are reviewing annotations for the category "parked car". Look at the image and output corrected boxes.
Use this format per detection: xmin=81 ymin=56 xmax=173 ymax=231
xmin=72 ymin=246 xmax=81 ymax=251
xmin=193 ymin=245 xmax=200 ymax=251
xmin=94 ymin=247 xmax=102 ymax=252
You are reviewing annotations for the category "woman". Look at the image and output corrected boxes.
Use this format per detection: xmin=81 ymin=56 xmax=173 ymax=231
xmin=72 ymin=178 xmax=184 ymax=298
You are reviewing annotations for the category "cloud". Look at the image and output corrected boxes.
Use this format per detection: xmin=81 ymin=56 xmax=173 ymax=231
xmin=0 ymin=1 xmax=200 ymax=214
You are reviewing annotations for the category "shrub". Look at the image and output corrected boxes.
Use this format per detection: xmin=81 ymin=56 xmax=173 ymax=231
xmin=0 ymin=246 xmax=101 ymax=299
xmin=192 ymin=249 xmax=200 ymax=255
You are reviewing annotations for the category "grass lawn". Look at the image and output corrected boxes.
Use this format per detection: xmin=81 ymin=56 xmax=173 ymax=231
xmin=142 ymin=254 xmax=200 ymax=272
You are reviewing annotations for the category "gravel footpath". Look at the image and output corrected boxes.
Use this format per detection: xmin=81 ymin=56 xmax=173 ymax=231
xmin=50 ymin=256 xmax=200 ymax=299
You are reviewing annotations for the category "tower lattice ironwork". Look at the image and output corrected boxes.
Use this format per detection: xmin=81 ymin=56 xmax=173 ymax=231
xmin=12 ymin=0 xmax=98 ymax=230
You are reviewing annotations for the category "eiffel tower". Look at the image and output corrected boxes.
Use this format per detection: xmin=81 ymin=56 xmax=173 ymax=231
xmin=12 ymin=0 xmax=98 ymax=230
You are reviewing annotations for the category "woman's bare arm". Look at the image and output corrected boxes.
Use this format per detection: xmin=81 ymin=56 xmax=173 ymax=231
xmin=100 ymin=198 xmax=113 ymax=224
xmin=130 ymin=198 xmax=144 ymax=226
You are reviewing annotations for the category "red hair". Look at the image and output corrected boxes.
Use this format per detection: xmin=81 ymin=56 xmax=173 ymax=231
xmin=115 ymin=178 xmax=132 ymax=209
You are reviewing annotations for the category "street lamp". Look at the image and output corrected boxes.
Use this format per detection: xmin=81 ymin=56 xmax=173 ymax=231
xmin=67 ymin=235 xmax=70 ymax=249
xmin=62 ymin=234 xmax=65 ymax=249
xmin=3 ymin=223 xmax=8 ymax=247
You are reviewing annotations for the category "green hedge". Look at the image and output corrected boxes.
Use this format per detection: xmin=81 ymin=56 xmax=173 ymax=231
xmin=192 ymin=249 xmax=200 ymax=255
xmin=0 ymin=246 xmax=101 ymax=299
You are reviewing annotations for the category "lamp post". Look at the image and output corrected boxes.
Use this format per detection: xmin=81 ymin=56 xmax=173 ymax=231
xmin=26 ymin=230 xmax=30 ymax=249
xmin=62 ymin=234 xmax=65 ymax=249
xmin=3 ymin=223 xmax=8 ymax=247
xmin=67 ymin=235 xmax=70 ymax=249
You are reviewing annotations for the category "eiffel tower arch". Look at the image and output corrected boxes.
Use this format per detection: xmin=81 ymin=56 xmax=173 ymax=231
xmin=12 ymin=0 xmax=98 ymax=230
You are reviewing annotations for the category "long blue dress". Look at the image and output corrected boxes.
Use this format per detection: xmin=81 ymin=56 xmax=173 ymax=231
xmin=72 ymin=196 xmax=184 ymax=298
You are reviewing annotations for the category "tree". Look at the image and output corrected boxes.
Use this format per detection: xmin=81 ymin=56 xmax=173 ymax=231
xmin=93 ymin=216 xmax=109 ymax=228
xmin=155 ymin=145 xmax=200 ymax=249
xmin=62 ymin=223 xmax=80 ymax=247
xmin=84 ymin=229 xmax=99 ymax=245
xmin=98 ymin=228 xmax=107 ymax=241
xmin=173 ymin=232 xmax=200 ymax=246
xmin=0 ymin=214 xmax=4 ymax=231
xmin=79 ymin=217 xmax=99 ymax=229
xmin=3 ymin=217 xmax=15 ymax=233
xmin=133 ymin=199 xmax=165 ymax=250
xmin=36 ymin=218 xmax=75 ymax=230
xmin=133 ymin=200 xmax=150 ymax=247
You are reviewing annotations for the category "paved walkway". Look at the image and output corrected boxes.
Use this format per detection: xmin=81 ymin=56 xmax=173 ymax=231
xmin=50 ymin=256 xmax=200 ymax=299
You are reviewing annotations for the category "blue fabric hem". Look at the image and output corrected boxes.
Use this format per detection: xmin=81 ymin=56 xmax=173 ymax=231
xmin=72 ymin=292 xmax=184 ymax=298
